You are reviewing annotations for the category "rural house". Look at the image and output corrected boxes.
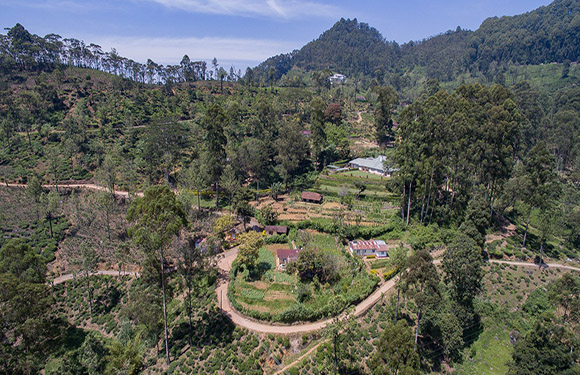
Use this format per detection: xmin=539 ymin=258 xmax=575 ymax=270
xmin=277 ymin=249 xmax=300 ymax=267
xmin=264 ymin=225 xmax=288 ymax=236
xmin=301 ymin=191 xmax=323 ymax=204
xmin=349 ymin=239 xmax=392 ymax=258
xmin=347 ymin=155 xmax=399 ymax=177
xmin=329 ymin=73 xmax=346 ymax=84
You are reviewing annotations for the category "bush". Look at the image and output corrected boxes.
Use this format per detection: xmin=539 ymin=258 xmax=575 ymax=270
xmin=264 ymin=234 xmax=288 ymax=244
xmin=383 ymin=268 xmax=397 ymax=280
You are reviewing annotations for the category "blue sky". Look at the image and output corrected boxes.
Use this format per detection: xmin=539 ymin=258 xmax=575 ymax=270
xmin=0 ymin=0 xmax=552 ymax=71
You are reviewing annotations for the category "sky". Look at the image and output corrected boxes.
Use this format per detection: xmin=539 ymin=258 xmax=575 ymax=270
xmin=0 ymin=0 xmax=553 ymax=71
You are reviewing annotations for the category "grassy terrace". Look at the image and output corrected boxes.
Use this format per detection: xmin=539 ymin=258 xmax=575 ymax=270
xmin=228 ymin=235 xmax=379 ymax=323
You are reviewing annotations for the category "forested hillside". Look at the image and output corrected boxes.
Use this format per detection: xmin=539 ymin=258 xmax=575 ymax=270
xmin=253 ymin=0 xmax=580 ymax=86
xmin=1 ymin=1 xmax=580 ymax=374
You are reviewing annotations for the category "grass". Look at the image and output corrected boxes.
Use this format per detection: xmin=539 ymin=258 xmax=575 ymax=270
xmin=337 ymin=170 xmax=387 ymax=180
xmin=313 ymin=234 xmax=339 ymax=253
xmin=455 ymin=325 xmax=512 ymax=375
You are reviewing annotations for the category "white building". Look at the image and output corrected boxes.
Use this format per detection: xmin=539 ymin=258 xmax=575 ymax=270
xmin=349 ymin=240 xmax=391 ymax=258
xmin=329 ymin=73 xmax=346 ymax=84
xmin=348 ymin=155 xmax=399 ymax=177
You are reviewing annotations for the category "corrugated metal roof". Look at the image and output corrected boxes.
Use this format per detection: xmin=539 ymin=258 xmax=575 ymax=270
xmin=301 ymin=191 xmax=323 ymax=201
xmin=350 ymin=239 xmax=387 ymax=251
xmin=265 ymin=225 xmax=287 ymax=234
xmin=277 ymin=249 xmax=299 ymax=259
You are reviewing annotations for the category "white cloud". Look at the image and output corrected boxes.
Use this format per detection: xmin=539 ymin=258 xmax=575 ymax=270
xmin=144 ymin=0 xmax=340 ymax=19
xmin=89 ymin=35 xmax=299 ymax=68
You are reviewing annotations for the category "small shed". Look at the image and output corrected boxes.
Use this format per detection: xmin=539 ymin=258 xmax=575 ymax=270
xmin=301 ymin=191 xmax=323 ymax=204
xmin=264 ymin=225 xmax=288 ymax=236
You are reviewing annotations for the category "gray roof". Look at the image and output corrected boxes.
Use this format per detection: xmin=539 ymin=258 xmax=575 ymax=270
xmin=349 ymin=156 xmax=400 ymax=173
xmin=349 ymin=156 xmax=388 ymax=171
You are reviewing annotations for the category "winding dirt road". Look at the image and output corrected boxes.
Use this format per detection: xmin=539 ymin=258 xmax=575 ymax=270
xmin=215 ymin=251 xmax=580 ymax=335
xmin=49 ymin=249 xmax=580 ymax=335
xmin=215 ymin=247 xmax=397 ymax=334
xmin=52 ymin=270 xmax=138 ymax=285
xmin=4 ymin=182 xmax=141 ymax=197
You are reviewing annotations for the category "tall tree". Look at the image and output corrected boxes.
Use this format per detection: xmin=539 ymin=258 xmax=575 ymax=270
xmin=399 ymin=250 xmax=440 ymax=346
xmin=237 ymin=231 xmax=264 ymax=272
xmin=176 ymin=236 xmax=212 ymax=347
xmin=310 ymin=97 xmax=327 ymax=168
xmin=25 ymin=174 xmax=43 ymax=221
xmin=220 ymin=165 xmax=240 ymax=207
xmin=126 ymin=185 xmax=186 ymax=365
xmin=201 ymin=104 xmax=227 ymax=208
xmin=522 ymin=142 xmax=559 ymax=248
xmin=442 ymin=233 xmax=484 ymax=307
xmin=370 ymin=320 xmax=420 ymax=375
xmin=275 ymin=117 xmax=310 ymax=187
xmin=181 ymin=160 xmax=208 ymax=212
xmin=374 ymin=86 xmax=398 ymax=145
xmin=507 ymin=318 xmax=577 ymax=375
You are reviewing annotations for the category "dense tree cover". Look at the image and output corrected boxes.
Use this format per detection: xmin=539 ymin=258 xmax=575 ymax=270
xmin=469 ymin=0 xmax=580 ymax=73
xmin=0 ymin=240 xmax=55 ymax=374
xmin=254 ymin=1 xmax=579 ymax=85
xmin=394 ymin=83 xmax=523 ymax=225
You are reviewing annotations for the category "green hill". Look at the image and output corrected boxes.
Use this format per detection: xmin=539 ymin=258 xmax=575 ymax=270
xmin=253 ymin=0 xmax=580 ymax=85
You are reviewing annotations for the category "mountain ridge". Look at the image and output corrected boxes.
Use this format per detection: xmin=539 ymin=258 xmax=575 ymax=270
xmin=252 ymin=0 xmax=580 ymax=83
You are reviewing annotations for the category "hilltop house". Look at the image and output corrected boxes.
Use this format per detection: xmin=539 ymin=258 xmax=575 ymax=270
xmin=349 ymin=239 xmax=392 ymax=258
xmin=329 ymin=73 xmax=346 ymax=84
xmin=348 ymin=155 xmax=399 ymax=177
xmin=301 ymin=191 xmax=323 ymax=204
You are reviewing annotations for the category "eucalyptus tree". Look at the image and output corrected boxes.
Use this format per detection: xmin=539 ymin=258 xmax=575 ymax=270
xmin=127 ymin=185 xmax=186 ymax=365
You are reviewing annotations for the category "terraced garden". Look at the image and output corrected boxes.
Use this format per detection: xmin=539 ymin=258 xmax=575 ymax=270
xmin=228 ymin=236 xmax=379 ymax=323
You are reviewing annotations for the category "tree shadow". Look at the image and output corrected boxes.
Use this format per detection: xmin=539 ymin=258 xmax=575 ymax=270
xmin=248 ymin=261 xmax=273 ymax=281
xmin=171 ymin=307 xmax=236 ymax=356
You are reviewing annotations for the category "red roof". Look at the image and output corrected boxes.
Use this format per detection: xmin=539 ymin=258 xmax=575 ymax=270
xmin=350 ymin=240 xmax=391 ymax=252
xmin=301 ymin=191 xmax=323 ymax=202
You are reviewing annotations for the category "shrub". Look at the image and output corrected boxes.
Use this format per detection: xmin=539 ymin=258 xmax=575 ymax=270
xmin=264 ymin=234 xmax=288 ymax=244
xmin=383 ymin=268 xmax=397 ymax=280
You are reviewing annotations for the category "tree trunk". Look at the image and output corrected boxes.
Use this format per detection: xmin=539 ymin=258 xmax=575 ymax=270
xmin=48 ymin=215 xmax=54 ymax=238
xmin=215 ymin=182 xmax=219 ymax=209
xmin=160 ymin=247 xmax=171 ymax=365
xmin=395 ymin=288 xmax=400 ymax=324
xmin=415 ymin=309 xmax=421 ymax=348
xmin=197 ymin=191 xmax=201 ymax=211
xmin=87 ymin=272 xmax=93 ymax=316
xmin=105 ymin=206 xmax=111 ymax=241
xmin=401 ymin=183 xmax=406 ymax=221
xmin=334 ymin=334 xmax=338 ymax=375
xmin=187 ymin=283 xmax=193 ymax=347
xmin=523 ymin=207 xmax=532 ymax=248
xmin=406 ymin=182 xmax=412 ymax=226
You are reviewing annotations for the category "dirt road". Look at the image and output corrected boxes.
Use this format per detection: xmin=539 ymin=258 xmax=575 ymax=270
xmin=4 ymin=182 xmax=141 ymax=197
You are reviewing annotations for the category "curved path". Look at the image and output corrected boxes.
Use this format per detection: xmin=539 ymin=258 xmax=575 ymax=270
xmin=216 ymin=251 xmax=580 ymax=335
xmin=4 ymin=182 xmax=140 ymax=198
xmin=52 ymin=270 xmax=138 ymax=285
xmin=215 ymin=247 xmax=397 ymax=334
xmin=48 ymin=250 xmax=580 ymax=335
